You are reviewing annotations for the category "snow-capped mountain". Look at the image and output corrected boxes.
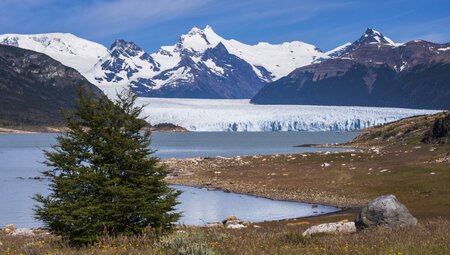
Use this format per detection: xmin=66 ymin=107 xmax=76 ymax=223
xmin=0 ymin=33 xmax=109 ymax=74
xmin=0 ymin=27 xmax=328 ymax=99
xmin=3 ymin=27 xmax=448 ymax=103
xmin=90 ymin=26 xmax=328 ymax=98
xmin=152 ymin=26 xmax=328 ymax=80
xmin=251 ymin=28 xmax=450 ymax=109
xmin=325 ymin=42 xmax=351 ymax=58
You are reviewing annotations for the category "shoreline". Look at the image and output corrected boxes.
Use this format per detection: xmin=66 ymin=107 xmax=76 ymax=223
xmin=163 ymin=149 xmax=368 ymax=209
xmin=0 ymin=124 xmax=188 ymax=134
xmin=168 ymin=181 xmax=353 ymax=210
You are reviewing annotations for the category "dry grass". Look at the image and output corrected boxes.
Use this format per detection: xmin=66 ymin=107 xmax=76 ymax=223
xmin=1 ymin=219 xmax=449 ymax=254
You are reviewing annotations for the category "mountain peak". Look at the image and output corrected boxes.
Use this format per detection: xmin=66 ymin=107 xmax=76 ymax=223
xmin=178 ymin=25 xmax=224 ymax=53
xmin=110 ymin=39 xmax=145 ymax=58
xmin=359 ymin=28 xmax=395 ymax=46
xmin=364 ymin=28 xmax=382 ymax=37
xmin=187 ymin=25 xmax=215 ymax=35
xmin=111 ymin=39 xmax=139 ymax=49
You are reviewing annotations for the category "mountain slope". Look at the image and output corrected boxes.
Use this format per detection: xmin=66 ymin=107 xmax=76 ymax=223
xmin=0 ymin=33 xmax=109 ymax=74
xmin=90 ymin=26 xmax=327 ymax=98
xmin=0 ymin=45 xmax=103 ymax=126
xmin=0 ymin=27 xmax=327 ymax=99
xmin=251 ymin=29 xmax=450 ymax=109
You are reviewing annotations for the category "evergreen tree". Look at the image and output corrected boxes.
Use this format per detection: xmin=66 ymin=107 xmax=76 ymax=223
xmin=34 ymin=91 xmax=180 ymax=244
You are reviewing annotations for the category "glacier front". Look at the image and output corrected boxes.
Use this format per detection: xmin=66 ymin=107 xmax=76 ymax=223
xmin=137 ymin=98 xmax=439 ymax=132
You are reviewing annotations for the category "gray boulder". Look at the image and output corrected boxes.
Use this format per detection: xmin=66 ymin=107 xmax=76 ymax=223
xmin=355 ymin=195 xmax=417 ymax=229
xmin=303 ymin=221 xmax=356 ymax=236
xmin=11 ymin=228 xmax=35 ymax=236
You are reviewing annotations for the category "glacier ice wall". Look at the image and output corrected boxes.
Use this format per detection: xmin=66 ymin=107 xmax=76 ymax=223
xmin=137 ymin=98 xmax=440 ymax=132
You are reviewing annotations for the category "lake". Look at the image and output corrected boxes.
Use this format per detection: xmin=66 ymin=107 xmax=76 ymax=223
xmin=0 ymin=131 xmax=357 ymax=227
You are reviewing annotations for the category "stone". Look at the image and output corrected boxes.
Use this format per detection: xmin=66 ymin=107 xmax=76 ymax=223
xmin=355 ymin=194 xmax=417 ymax=229
xmin=303 ymin=221 xmax=356 ymax=236
xmin=11 ymin=228 xmax=35 ymax=236
xmin=225 ymin=223 xmax=246 ymax=229
xmin=5 ymin=224 xmax=16 ymax=231
xmin=224 ymin=220 xmax=240 ymax=226
xmin=3 ymin=224 xmax=16 ymax=234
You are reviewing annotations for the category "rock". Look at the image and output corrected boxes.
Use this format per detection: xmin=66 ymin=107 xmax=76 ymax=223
xmin=355 ymin=194 xmax=417 ymax=229
xmin=303 ymin=221 xmax=356 ymax=236
xmin=224 ymin=220 xmax=240 ymax=227
xmin=11 ymin=228 xmax=35 ymax=236
xmin=3 ymin=224 xmax=16 ymax=234
xmin=321 ymin=163 xmax=331 ymax=168
xmin=226 ymin=223 xmax=246 ymax=229
xmin=220 ymin=215 xmax=248 ymax=229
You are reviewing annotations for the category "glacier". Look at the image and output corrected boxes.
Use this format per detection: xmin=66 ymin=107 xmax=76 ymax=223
xmin=136 ymin=98 xmax=439 ymax=132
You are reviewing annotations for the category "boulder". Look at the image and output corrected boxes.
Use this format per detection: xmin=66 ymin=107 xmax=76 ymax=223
xmin=303 ymin=221 xmax=356 ymax=236
xmin=3 ymin=224 xmax=16 ymax=234
xmin=222 ymin=216 xmax=247 ymax=229
xmin=11 ymin=228 xmax=35 ymax=236
xmin=225 ymin=223 xmax=246 ymax=229
xmin=355 ymin=195 xmax=417 ymax=229
xmin=225 ymin=220 xmax=242 ymax=228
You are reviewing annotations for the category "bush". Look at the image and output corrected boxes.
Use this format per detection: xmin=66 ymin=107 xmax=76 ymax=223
xmin=158 ymin=231 xmax=216 ymax=255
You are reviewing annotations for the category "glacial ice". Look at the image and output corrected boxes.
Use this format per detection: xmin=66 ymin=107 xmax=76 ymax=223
xmin=137 ymin=98 xmax=440 ymax=132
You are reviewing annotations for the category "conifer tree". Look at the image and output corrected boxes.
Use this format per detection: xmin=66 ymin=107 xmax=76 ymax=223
xmin=34 ymin=90 xmax=180 ymax=244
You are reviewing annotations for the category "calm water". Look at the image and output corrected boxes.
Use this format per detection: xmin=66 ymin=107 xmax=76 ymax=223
xmin=0 ymin=132 xmax=357 ymax=227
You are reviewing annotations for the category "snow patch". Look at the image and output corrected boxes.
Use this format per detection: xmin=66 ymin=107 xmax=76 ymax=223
xmin=0 ymin=33 xmax=109 ymax=74
xmin=204 ymin=59 xmax=225 ymax=75
xmin=326 ymin=42 xmax=351 ymax=57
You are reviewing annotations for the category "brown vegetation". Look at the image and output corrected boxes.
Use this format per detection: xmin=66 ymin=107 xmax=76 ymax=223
xmin=1 ymin=219 xmax=449 ymax=254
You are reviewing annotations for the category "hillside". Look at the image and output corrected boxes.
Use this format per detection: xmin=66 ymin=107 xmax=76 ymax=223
xmin=251 ymin=29 xmax=450 ymax=109
xmin=1 ymin=28 xmax=327 ymax=99
xmin=349 ymin=111 xmax=450 ymax=146
xmin=0 ymin=45 xmax=103 ymax=127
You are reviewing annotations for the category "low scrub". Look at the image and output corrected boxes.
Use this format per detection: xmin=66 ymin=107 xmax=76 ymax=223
xmin=1 ymin=219 xmax=449 ymax=254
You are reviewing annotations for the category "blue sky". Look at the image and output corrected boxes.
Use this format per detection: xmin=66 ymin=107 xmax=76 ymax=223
xmin=0 ymin=0 xmax=449 ymax=52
